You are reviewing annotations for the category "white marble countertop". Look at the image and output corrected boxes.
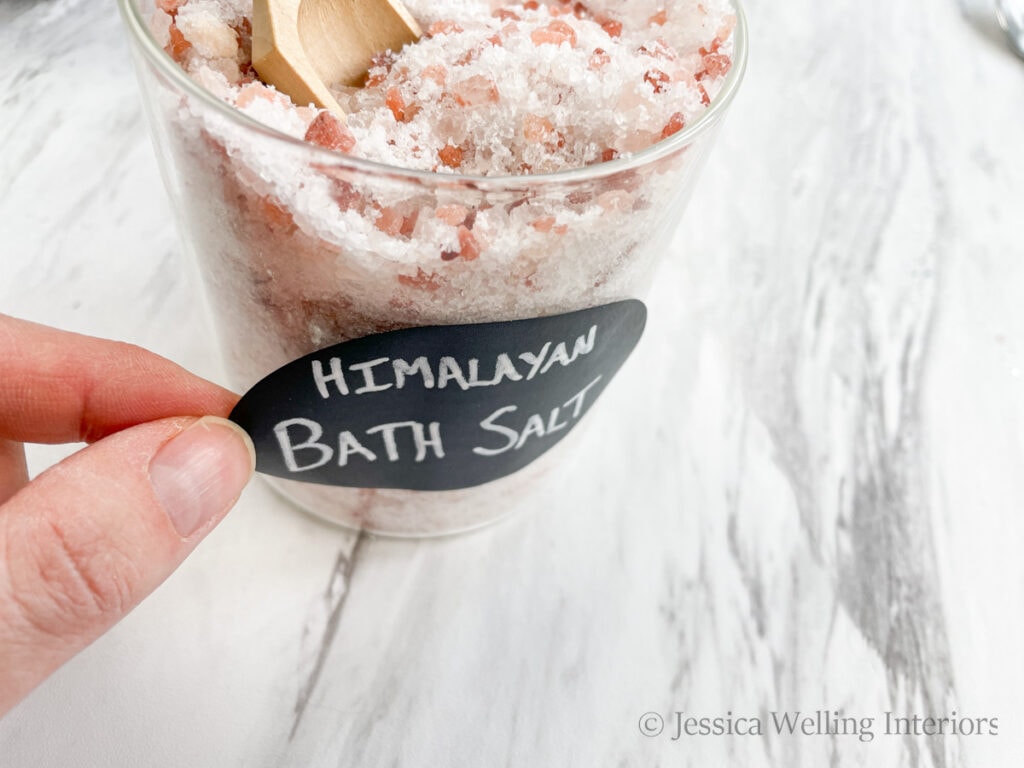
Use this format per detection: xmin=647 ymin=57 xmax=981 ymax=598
xmin=2 ymin=0 xmax=1024 ymax=765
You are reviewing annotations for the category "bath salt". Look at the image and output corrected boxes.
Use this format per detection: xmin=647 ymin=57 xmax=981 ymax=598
xmin=157 ymin=0 xmax=736 ymax=174
xmin=141 ymin=0 xmax=742 ymax=533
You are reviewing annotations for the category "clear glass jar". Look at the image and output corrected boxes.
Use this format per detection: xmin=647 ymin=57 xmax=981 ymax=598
xmin=118 ymin=0 xmax=748 ymax=535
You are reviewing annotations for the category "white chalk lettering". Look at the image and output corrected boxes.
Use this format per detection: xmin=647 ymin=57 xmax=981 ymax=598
xmin=546 ymin=407 xmax=568 ymax=434
xmin=563 ymin=376 xmax=603 ymax=418
xmin=274 ymin=418 xmax=333 ymax=472
xmin=473 ymin=405 xmax=520 ymax=457
xmin=572 ymin=325 xmax=597 ymax=359
xmin=393 ymin=357 xmax=435 ymax=390
xmin=337 ymin=431 xmax=377 ymax=466
xmin=309 ymin=326 xmax=596 ymax=399
xmin=437 ymin=357 xmax=470 ymax=390
xmin=518 ymin=342 xmax=552 ymax=380
xmin=366 ymin=421 xmax=446 ymax=462
xmin=491 ymin=353 xmax=525 ymax=385
xmin=350 ymin=357 xmax=393 ymax=395
xmin=540 ymin=326 xmax=598 ymax=374
xmin=417 ymin=422 xmax=445 ymax=462
xmin=468 ymin=353 xmax=526 ymax=387
xmin=311 ymin=358 xmax=349 ymax=399
xmin=472 ymin=376 xmax=605 ymax=458
xmin=540 ymin=341 xmax=572 ymax=374
xmin=515 ymin=413 xmax=547 ymax=450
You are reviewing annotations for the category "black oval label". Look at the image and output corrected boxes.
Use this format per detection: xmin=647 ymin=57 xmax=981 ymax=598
xmin=229 ymin=300 xmax=647 ymax=491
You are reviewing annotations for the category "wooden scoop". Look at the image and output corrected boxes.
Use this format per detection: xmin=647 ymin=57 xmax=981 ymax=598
xmin=252 ymin=0 xmax=421 ymax=118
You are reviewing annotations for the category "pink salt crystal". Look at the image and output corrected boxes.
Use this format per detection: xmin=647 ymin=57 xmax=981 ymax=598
xmin=365 ymin=50 xmax=396 ymax=87
xmin=699 ymin=38 xmax=721 ymax=56
xmin=386 ymin=87 xmax=416 ymax=122
xmin=330 ymin=179 xmax=364 ymax=213
xmin=644 ymin=69 xmax=670 ymax=94
xmin=457 ymin=226 xmax=480 ymax=261
xmin=601 ymin=147 xmax=619 ymax=162
xmin=531 ymin=216 xmax=556 ymax=232
xmin=421 ymin=64 xmax=447 ymax=85
xmin=530 ymin=20 xmax=578 ymax=48
xmin=304 ymin=112 xmax=356 ymax=153
xmin=427 ymin=20 xmax=464 ymax=36
xmin=374 ymin=206 xmax=406 ymax=236
xmin=435 ymin=205 xmax=469 ymax=225
xmin=492 ymin=8 xmax=520 ymax=21
xmin=167 ymin=22 xmax=192 ymax=63
xmin=398 ymin=268 xmax=443 ymax=292
xmin=599 ymin=18 xmax=622 ymax=38
xmin=454 ymin=46 xmax=484 ymax=66
xmin=441 ymin=226 xmax=480 ymax=261
xmin=639 ymin=39 xmax=678 ymax=61
xmin=452 ymin=75 xmax=499 ymax=107
xmin=522 ymin=113 xmax=554 ymax=143
xmin=589 ymin=47 xmax=611 ymax=70
xmin=438 ymin=144 xmax=464 ymax=168
xmin=257 ymin=196 xmax=297 ymax=234
xmin=156 ymin=0 xmax=184 ymax=14
xmin=661 ymin=111 xmax=686 ymax=139
xmin=702 ymin=53 xmax=732 ymax=79
xmin=400 ymin=209 xmax=419 ymax=237
xmin=649 ymin=9 xmax=668 ymax=25
xmin=236 ymin=81 xmax=283 ymax=108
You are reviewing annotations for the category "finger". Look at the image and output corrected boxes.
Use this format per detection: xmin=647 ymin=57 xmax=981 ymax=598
xmin=0 ymin=439 xmax=29 ymax=505
xmin=0 ymin=415 xmax=254 ymax=716
xmin=0 ymin=314 xmax=239 ymax=444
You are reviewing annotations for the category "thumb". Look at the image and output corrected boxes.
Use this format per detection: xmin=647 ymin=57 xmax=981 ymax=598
xmin=0 ymin=416 xmax=254 ymax=715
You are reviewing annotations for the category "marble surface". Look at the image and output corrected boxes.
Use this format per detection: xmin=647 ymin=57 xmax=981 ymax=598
xmin=2 ymin=0 xmax=1023 ymax=765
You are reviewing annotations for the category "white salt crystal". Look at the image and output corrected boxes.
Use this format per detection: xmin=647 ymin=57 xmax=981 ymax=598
xmin=175 ymin=5 xmax=239 ymax=59
xmin=150 ymin=8 xmax=172 ymax=47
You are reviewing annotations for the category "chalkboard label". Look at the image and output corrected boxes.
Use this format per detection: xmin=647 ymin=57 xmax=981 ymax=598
xmin=229 ymin=300 xmax=647 ymax=491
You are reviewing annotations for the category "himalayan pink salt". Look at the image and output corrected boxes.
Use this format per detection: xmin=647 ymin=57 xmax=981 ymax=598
xmin=166 ymin=22 xmax=192 ymax=63
xmin=303 ymin=112 xmax=356 ymax=152
xmin=530 ymin=19 xmax=578 ymax=47
xmin=438 ymin=144 xmax=464 ymax=169
xmin=661 ymin=111 xmax=687 ymax=139
xmin=160 ymin=0 xmax=736 ymax=175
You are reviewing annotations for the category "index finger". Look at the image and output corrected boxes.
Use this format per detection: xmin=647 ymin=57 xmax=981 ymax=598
xmin=0 ymin=314 xmax=238 ymax=444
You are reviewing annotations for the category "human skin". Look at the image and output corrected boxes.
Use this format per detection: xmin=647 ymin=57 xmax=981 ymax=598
xmin=0 ymin=315 xmax=255 ymax=716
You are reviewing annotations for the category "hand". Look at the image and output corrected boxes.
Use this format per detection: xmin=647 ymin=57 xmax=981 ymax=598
xmin=0 ymin=315 xmax=255 ymax=716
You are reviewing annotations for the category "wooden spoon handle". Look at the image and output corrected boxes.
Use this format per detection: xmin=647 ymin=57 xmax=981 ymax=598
xmin=252 ymin=0 xmax=422 ymax=119
xmin=300 ymin=0 xmax=421 ymax=88
xmin=252 ymin=0 xmax=348 ymax=117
